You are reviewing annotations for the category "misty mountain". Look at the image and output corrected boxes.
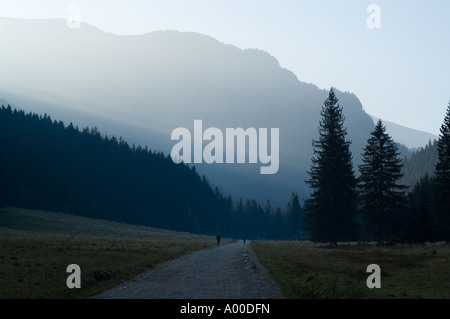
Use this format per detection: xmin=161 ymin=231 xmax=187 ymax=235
xmin=0 ymin=17 xmax=407 ymax=206
xmin=370 ymin=115 xmax=438 ymax=150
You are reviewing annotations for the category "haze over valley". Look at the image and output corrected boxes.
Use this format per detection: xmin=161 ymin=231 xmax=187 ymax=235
xmin=0 ymin=17 xmax=439 ymax=206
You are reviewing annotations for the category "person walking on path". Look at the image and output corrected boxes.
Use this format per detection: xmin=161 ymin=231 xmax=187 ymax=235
xmin=216 ymin=234 xmax=221 ymax=245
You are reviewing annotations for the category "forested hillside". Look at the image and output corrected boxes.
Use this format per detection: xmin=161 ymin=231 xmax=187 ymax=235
xmin=0 ymin=105 xmax=231 ymax=234
xmin=0 ymin=105 xmax=303 ymax=239
xmin=401 ymin=140 xmax=438 ymax=189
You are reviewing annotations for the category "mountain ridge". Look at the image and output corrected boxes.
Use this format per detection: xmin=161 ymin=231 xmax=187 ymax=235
xmin=0 ymin=17 xmax=420 ymax=205
xmin=370 ymin=115 xmax=438 ymax=150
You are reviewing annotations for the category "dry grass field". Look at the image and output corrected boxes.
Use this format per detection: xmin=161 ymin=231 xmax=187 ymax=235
xmin=3 ymin=207 xmax=448 ymax=299
xmin=252 ymin=241 xmax=450 ymax=299
xmin=0 ymin=207 xmax=226 ymax=299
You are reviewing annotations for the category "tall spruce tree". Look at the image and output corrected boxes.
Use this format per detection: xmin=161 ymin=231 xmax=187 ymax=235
xmin=304 ymin=88 xmax=358 ymax=244
xmin=434 ymin=102 xmax=450 ymax=241
xmin=358 ymin=120 xmax=407 ymax=244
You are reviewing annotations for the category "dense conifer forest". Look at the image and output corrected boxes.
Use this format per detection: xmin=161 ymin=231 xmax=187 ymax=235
xmin=0 ymin=105 xmax=302 ymax=239
xmin=1 ymin=98 xmax=449 ymax=243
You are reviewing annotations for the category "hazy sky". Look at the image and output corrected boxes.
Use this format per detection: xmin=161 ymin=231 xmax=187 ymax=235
xmin=1 ymin=0 xmax=449 ymax=135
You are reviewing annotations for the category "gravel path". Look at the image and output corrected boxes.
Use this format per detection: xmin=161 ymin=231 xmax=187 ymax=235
xmin=91 ymin=241 xmax=284 ymax=299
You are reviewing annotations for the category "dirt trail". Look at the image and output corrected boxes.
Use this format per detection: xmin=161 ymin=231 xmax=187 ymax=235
xmin=91 ymin=241 xmax=284 ymax=299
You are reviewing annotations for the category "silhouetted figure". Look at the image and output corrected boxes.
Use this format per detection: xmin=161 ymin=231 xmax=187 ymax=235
xmin=243 ymin=238 xmax=246 ymax=245
xmin=216 ymin=234 xmax=221 ymax=245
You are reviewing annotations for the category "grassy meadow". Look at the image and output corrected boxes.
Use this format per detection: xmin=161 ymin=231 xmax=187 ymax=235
xmin=252 ymin=241 xmax=450 ymax=299
xmin=0 ymin=207 xmax=224 ymax=299
xmin=3 ymin=207 xmax=449 ymax=299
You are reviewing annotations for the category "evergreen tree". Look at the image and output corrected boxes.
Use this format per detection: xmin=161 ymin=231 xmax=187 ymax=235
xmin=405 ymin=175 xmax=435 ymax=244
xmin=434 ymin=102 xmax=450 ymax=241
xmin=286 ymin=192 xmax=302 ymax=239
xmin=263 ymin=200 xmax=274 ymax=239
xmin=271 ymin=207 xmax=287 ymax=240
xmin=304 ymin=88 xmax=358 ymax=244
xmin=358 ymin=120 xmax=407 ymax=244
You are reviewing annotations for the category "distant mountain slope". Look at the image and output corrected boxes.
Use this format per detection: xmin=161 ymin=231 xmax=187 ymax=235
xmin=0 ymin=105 xmax=309 ymax=240
xmin=0 ymin=207 xmax=215 ymax=241
xmin=1 ymin=17 xmax=384 ymax=205
xmin=401 ymin=140 xmax=438 ymax=189
xmin=370 ymin=115 xmax=438 ymax=150
xmin=0 ymin=106 xmax=231 ymax=235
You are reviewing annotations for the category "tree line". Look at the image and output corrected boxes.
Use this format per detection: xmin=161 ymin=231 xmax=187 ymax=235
xmin=0 ymin=104 xmax=302 ymax=240
xmin=401 ymin=140 xmax=438 ymax=189
xmin=304 ymin=89 xmax=450 ymax=245
xmin=1 ymin=96 xmax=448 ymax=244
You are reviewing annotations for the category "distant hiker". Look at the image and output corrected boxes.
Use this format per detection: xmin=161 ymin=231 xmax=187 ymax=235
xmin=216 ymin=234 xmax=221 ymax=245
xmin=243 ymin=238 xmax=246 ymax=245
